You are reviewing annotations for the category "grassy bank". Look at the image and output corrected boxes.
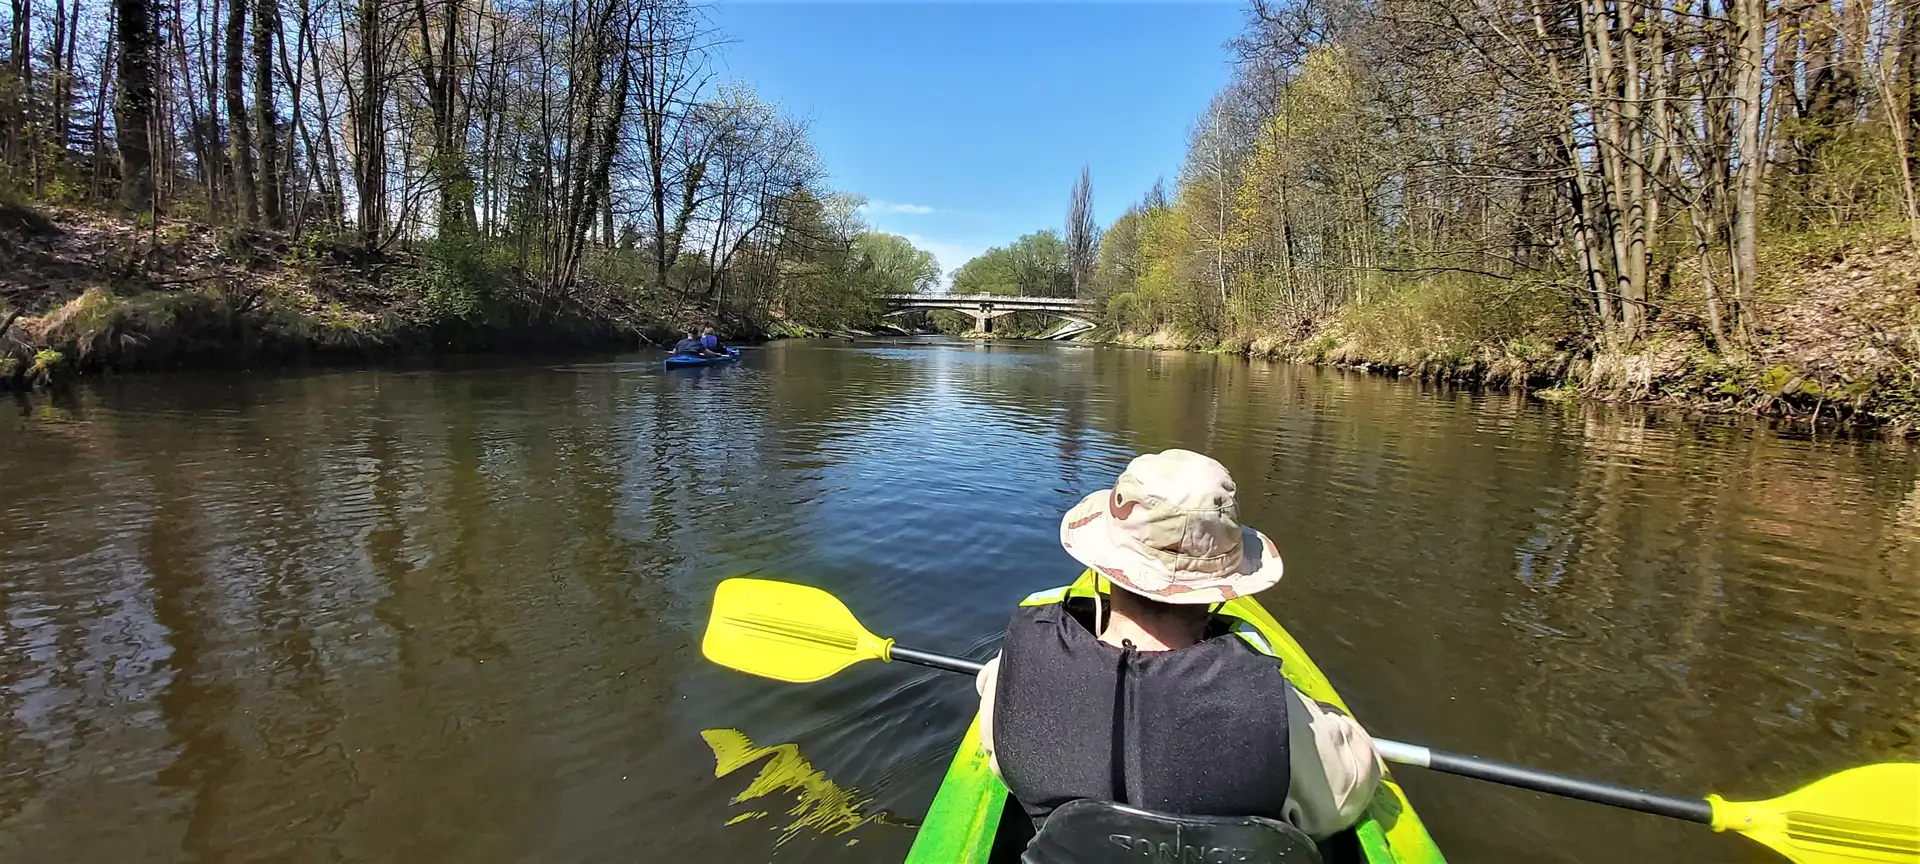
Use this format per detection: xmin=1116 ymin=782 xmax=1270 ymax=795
xmin=0 ymin=202 xmax=740 ymax=389
xmin=1109 ymin=227 xmax=1920 ymax=434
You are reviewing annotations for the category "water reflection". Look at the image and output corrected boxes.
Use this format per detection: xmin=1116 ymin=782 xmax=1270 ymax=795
xmin=0 ymin=340 xmax=1914 ymax=864
xmin=702 ymin=727 xmax=909 ymax=845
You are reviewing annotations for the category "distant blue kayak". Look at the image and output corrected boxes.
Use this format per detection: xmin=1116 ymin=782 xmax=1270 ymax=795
xmin=664 ymin=347 xmax=741 ymax=369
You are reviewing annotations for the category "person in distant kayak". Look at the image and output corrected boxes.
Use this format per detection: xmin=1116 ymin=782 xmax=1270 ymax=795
xmin=672 ymin=332 xmax=706 ymax=355
xmin=700 ymin=327 xmax=728 ymax=357
xmin=973 ymin=449 xmax=1382 ymax=840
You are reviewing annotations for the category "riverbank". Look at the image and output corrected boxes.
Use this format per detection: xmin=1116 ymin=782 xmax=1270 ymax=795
xmin=0 ymin=202 xmax=770 ymax=388
xmin=1110 ymin=230 xmax=1920 ymax=435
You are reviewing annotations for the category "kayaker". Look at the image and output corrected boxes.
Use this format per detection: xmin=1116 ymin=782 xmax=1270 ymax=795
xmin=700 ymin=327 xmax=727 ymax=356
xmin=973 ymin=449 xmax=1382 ymax=840
xmin=672 ymin=332 xmax=706 ymax=355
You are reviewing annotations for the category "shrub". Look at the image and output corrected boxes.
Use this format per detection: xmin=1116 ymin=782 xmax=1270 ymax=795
xmin=1332 ymin=277 xmax=1577 ymax=364
xmin=397 ymin=234 xmax=520 ymax=326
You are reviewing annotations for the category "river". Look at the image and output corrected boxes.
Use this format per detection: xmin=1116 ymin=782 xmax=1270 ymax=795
xmin=3 ymin=337 xmax=1916 ymax=863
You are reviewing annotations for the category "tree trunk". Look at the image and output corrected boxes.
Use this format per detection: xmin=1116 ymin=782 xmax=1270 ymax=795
xmin=12 ymin=0 xmax=34 ymax=183
xmin=1837 ymin=0 xmax=1870 ymax=122
xmin=116 ymin=0 xmax=159 ymax=212
xmin=49 ymin=0 xmax=68 ymax=152
xmin=273 ymin=0 xmax=310 ymax=229
xmin=1730 ymin=0 xmax=1766 ymax=347
xmin=302 ymin=0 xmax=344 ymax=226
xmin=477 ymin=7 xmax=503 ymax=237
xmin=568 ymin=30 xmax=628 ymax=288
xmin=1766 ymin=4 xmax=1801 ymax=179
xmin=414 ymin=0 xmax=470 ymax=233
xmin=60 ymin=0 xmax=79 ymax=148
xmin=254 ymin=0 xmax=282 ymax=227
xmin=168 ymin=0 xmax=211 ymax=201
xmin=90 ymin=4 xmax=117 ymax=198
xmin=1805 ymin=0 xmax=1843 ymax=127
xmin=225 ymin=0 xmax=256 ymax=222
xmin=351 ymin=0 xmax=387 ymax=247
xmin=1900 ymin=0 xmax=1920 ymax=180
xmin=201 ymin=0 xmax=224 ymax=206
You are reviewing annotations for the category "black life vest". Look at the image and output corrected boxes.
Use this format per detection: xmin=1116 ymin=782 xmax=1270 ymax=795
xmin=991 ymin=596 xmax=1293 ymax=828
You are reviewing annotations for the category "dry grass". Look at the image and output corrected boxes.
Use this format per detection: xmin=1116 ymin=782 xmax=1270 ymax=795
xmin=1 ymin=202 xmax=650 ymax=388
xmin=1100 ymin=225 xmax=1920 ymax=431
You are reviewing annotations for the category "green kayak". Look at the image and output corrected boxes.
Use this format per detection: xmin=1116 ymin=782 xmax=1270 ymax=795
xmin=903 ymin=571 xmax=1448 ymax=864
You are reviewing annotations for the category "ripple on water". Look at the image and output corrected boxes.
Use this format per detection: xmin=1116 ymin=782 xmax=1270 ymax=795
xmin=1 ymin=340 xmax=1916 ymax=864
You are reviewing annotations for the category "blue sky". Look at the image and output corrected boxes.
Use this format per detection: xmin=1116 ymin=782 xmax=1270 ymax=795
xmin=706 ymin=2 xmax=1246 ymax=283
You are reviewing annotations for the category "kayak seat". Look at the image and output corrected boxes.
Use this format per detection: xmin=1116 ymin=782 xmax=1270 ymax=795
xmin=1021 ymin=799 xmax=1323 ymax=864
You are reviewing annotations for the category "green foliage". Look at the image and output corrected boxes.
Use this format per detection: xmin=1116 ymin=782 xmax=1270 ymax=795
xmin=430 ymin=154 xmax=477 ymax=220
xmin=951 ymin=231 xmax=1071 ymax=298
xmin=587 ymin=245 xmax=657 ymax=292
xmin=1767 ymin=120 xmax=1905 ymax=232
xmin=31 ymin=349 xmax=66 ymax=384
xmin=851 ymin=232 xmax=941 ymax=294
xmin=754 ymin=196 xmax=918 ymax=330
xmin=285 ymin=229 xmax=343 ymax=272
xmin=1094 ymin=208 xmax=1144 ymax=305
xmin=951 ymin=249 xmax=1018 ymax=295
xmin=397 ymin=234 xmax=520 ymax=326
xmin=38 ymin=172 xmax=88 ymax=205
xmin=1757 ymin=365 xmax=1797 ymax=395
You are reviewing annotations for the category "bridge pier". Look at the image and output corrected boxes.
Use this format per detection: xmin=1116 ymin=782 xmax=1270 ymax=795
xmin=970 ymin=309 xmax=1014 ymax=334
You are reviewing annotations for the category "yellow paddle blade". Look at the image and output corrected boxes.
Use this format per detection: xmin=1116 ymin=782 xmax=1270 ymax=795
xmin=1710 ymin=763 xmax=1920 ymax=864
xmin=702 ymin=578 xmax=896 ymax=683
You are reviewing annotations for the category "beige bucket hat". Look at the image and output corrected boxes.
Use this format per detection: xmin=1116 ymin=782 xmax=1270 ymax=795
xmin=1059 ymin=449 xmax=1284 ymax=604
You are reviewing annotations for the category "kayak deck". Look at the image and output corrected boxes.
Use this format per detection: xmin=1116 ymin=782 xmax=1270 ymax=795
xmin=903 ymin=572 xmax=1446 ymax=864
xmin=664 ymin=347 xmax=740 ymax=368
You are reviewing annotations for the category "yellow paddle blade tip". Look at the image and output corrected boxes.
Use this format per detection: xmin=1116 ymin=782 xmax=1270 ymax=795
xmin=703 ymin=578 xmax=894 ymax=683
xmin=1711 ymin=763 xmax=1920 ymax=864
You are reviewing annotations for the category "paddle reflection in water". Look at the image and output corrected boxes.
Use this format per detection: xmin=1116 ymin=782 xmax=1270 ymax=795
xmin=702 ymin=728 xmax=914 ymax=846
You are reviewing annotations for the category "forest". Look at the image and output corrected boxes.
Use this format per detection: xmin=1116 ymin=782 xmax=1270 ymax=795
xmin=8 ymin=0 xmax=1920 ymax=424
xmin=0 ymin=0 xmax=940 ymax=382
xmin=958 ymin=0 xmax=1920 ymax=425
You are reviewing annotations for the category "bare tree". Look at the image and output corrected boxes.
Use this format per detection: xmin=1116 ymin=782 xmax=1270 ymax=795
xmin=1089 ymin=0 xmax=1919 ymax=357
xmin=6 ymin=0 xmax=931 ymax=338
xmin=1066 ymin=164 xmax=1098 ymax=298
xmin=633 ymin=0 xmax=707 ymax=294
xmin=8 ymin=0 xmax=34 ymax=182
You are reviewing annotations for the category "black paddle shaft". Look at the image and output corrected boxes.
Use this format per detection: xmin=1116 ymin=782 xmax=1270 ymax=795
xmin=882 ymin=643 xmax=1718 ymax=825
xmin=891 ymin=646 xmax=986 ymax=675
xmin=1417 ymin=749 xmax=1715 ymax=824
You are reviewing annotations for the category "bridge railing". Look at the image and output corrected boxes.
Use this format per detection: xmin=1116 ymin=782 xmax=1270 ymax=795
xmin=881 ymin=294 xmax=1097 ymax=310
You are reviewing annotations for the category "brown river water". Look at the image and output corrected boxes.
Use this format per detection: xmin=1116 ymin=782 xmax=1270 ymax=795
xmin=3 ymin=338 xmax=1916 ymax=863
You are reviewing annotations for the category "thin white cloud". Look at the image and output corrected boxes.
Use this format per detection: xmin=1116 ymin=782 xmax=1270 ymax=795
xmin=862 ymin=200 xmax=937 ymax=215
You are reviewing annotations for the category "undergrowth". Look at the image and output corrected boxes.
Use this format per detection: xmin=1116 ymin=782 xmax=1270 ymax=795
xmin=1104 ymin=220 xmax=1920 ymax=433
